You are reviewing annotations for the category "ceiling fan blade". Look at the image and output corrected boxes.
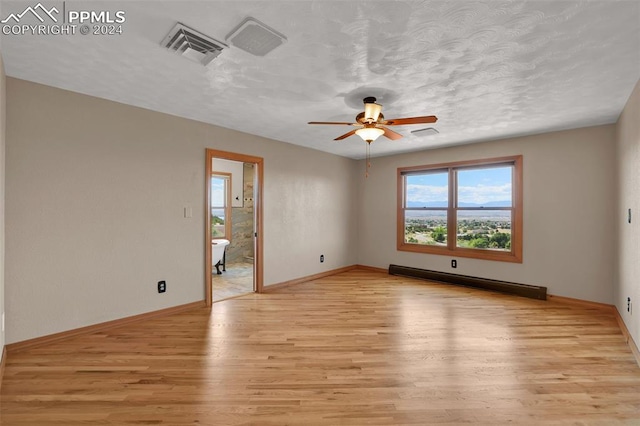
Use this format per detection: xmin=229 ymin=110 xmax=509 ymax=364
xmin=384 ymin=115 xmax=438 ymax=126
xmin=381 ymin=126 xmax=403 ymax=140
xmin=308 ymin=121 xmax=356 ymax=126
xmin=334 ymin=129 xmax=358 ymax=141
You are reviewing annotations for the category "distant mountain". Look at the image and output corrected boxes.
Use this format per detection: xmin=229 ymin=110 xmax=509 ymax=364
xmin=407 ymin=201 xmax=447 ymax=208
xmin=407 ymin=200 xmax=511 ymax=208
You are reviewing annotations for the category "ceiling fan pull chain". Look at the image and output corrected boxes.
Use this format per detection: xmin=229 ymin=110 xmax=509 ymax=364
xmin=365 ymin=141 xmax=371 ymax=178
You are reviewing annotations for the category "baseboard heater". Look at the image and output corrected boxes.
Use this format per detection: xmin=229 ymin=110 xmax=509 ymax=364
xmin=388 ymin=264 xmax=547 ymax=300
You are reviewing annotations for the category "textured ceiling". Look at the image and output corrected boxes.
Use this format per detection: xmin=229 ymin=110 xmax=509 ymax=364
xmin=2 ymin=0 xmax=639 ymax=159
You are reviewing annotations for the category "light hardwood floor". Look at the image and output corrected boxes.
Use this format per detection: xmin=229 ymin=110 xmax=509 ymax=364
xmin=2 ymin=269 xmax=639 ymax=425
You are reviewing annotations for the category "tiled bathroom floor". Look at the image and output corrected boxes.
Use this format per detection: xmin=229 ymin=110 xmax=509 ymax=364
xmin=212 ymin=262 xmax=254 ymax=301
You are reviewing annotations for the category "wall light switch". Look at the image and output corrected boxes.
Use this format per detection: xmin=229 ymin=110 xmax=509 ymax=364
xmin=184 ymin=206 xmax=193 ymax=218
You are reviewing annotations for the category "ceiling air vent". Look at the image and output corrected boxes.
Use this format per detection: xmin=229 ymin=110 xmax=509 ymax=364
xmin=411 ymin=127 xmax=440 ymax=137
xmin=226 ymin=17 xmax=286 ymax=56
xmin=162 ymin=22 xmax=228 ymax=66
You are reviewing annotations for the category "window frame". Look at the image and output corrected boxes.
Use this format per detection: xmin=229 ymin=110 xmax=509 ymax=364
xmin=397 ymin=155 xmax=523 ymax=263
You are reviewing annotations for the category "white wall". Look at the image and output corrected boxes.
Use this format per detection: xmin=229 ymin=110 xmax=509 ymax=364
xmin=5 ymin=78 xmax=358 ymax=344
xmin=615 ymin=78 xmax=640 ymax=346
xmin=357 ymin=125 xmax=617 ymax=304
xmin=212 ymin=158 xmax=244 ymax=208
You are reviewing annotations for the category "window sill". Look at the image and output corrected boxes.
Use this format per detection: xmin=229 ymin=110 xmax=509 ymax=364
xmin=397 ymin=242 xmax=522 ymax=263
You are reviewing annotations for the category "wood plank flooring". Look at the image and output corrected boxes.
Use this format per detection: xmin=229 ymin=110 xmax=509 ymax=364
xmin=2 ymin=269 xmax=639 ymax=425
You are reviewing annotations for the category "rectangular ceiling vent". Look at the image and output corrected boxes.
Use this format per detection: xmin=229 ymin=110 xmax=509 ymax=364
xmin=411 ymin=127 xmax=440 ymax=137
xmin=226 ymin=17 xmax=286 ymax=56
xmin=162 ymin=22 xmax=228 ymax=66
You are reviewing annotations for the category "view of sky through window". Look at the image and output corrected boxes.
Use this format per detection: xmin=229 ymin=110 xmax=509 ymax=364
xmin=406 ymin=166 xmax=512 ymax=208
xmin=406 ymin=172 xmax=448 ymax=207
xmin=457 ymin=167 xmax=512 ymax=207
xmin=211 ymin=178 xmax=225 ymax=207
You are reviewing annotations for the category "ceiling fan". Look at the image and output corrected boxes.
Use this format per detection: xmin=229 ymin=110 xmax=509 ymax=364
xmin=308 ymin=96 xmax=438 ymax=144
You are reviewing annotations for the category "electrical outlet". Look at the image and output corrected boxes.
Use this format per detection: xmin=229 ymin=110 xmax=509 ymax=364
xmin=451 ymin=259 xmax=457 ymax=268
xmin=628 ymin=297 xmax=632 ymax=313
xmin=320 ymin=254 xmax=324 ymax=263
xmin=158 ymin=280 xmax=166 ymax=293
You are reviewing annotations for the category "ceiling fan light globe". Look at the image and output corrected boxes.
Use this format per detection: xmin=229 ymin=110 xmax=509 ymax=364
xmin=356 ymin=127 xmax=384 ymax=143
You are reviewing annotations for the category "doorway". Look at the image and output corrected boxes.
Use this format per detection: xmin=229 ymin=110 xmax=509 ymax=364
xmin=205 ymin=149 xmax=263 ymax=306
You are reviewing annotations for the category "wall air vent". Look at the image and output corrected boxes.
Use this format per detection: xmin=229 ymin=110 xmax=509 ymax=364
xmin=162 ymin=22 xmax=228 ymax=66
xmin=226 ymin=17 xmax=286 ymax=56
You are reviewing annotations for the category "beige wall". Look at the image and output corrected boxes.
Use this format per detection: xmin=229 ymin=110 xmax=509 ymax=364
xmin=0 ymin=54 xmax=6 ymax=356
xmin=615 ymin=78 xmax=640 ymax=346
xmin=5 ymin=78 xmax=359 ymax=344
xmin=357 ymin=125 xmax=617 ymax=304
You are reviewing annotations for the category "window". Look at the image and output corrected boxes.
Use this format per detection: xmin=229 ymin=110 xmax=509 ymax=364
xmin=397 ymin=156 xmax=522 ymax=262
xmin=211 ymin=173 xmax=231 ymax=240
